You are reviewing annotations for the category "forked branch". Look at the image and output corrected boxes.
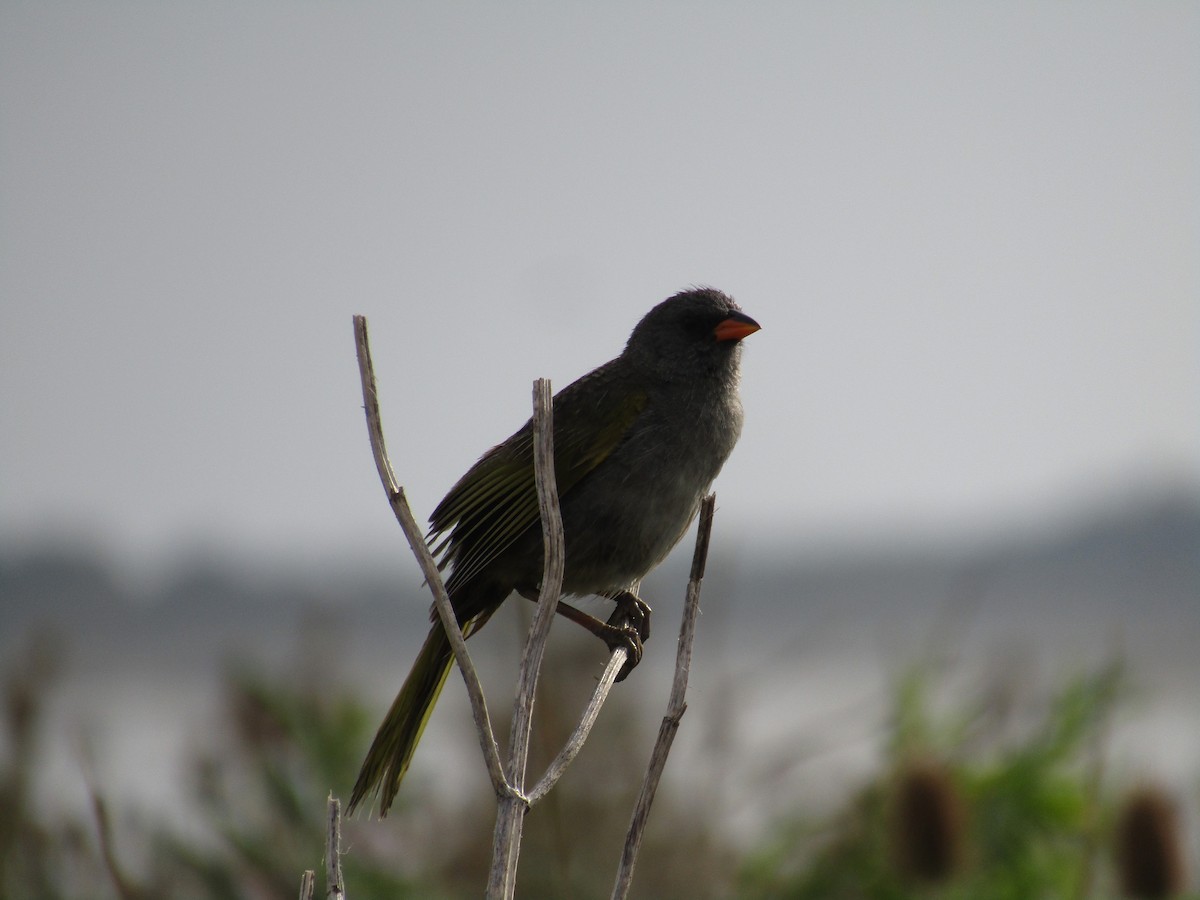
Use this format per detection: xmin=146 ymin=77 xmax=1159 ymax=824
xmin=353 ymin=315 xmax=509 ymax=796
xmin=348 ymin=317 xmax=714 ymax=899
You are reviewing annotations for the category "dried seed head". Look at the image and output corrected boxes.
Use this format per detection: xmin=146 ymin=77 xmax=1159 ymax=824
xmin=889 ymin=758 xmax=966 ymax=885
xmin=1114 ymin=785 xmax=1186 ymax=899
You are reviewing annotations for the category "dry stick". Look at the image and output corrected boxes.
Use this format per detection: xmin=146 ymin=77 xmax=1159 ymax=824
xmin=325 ymin=795 xmax=346 ymax=900
xmin=352 ymin=315 xmax=510 ymax=797
xmin=509 ymin=380 xmax=565 ymax=778
xmin=528 ymin=649 xmax=625 ymax=803
xmin=487 ymin=379 xmax=567 ymax=898
xmin=353 ymin=315 xmax=636 ymax=894
xmin=298 ymin=870 xmax=315 ymax=900
xmin=1073 ymin=656 xmax=1122 ymax=900
xmin=611 ymin=494 xmax=716 ymax=900
xmin=86 ymin=783 xmax=140 ymax=900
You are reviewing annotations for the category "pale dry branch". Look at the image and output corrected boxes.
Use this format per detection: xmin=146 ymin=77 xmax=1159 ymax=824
xmin=611 ymin=494 xmax=716 ymax=900
xmin=349 ymin=315 xmax=701 ymax=899
xmin=529 ymin=648 xmax=625 ymax=803
xmin=487 ymin=378 xmax=566 ymax=898
xmin=352 ymin=315 xmax=509 ymax=796
xmin=325 ymin=794 xmax=346 ymax=900
xmin=510 ymin=379 xmax=566 ymax=782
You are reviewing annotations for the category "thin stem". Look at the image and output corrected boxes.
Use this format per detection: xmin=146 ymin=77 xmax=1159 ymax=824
xmin=488 ymin=378 xmax=565 ymax=898
xmin=324 ymin=795 xmax=346 ymax=900
xmin=352 ymin=315 xmax=509 ymax=797
xmin=350 ymin=314 xmax=686 ymax=900
xmin=611 ymin=494 xmax=716 ymax=900
xmin=528 ymin=650 xmax=625 ymax=804
xmin=510 ymin=378 xmax=566 ymax=782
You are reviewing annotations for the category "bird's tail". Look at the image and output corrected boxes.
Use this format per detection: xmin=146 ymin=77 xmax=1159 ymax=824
xmin=347 ymin=621 xmax=456 ymax=818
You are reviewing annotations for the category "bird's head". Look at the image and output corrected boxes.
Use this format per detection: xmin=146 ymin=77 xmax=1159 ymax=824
xmin=623 ymin=287 xmax=760 ymax=382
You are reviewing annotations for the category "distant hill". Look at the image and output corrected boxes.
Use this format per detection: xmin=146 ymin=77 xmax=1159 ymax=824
xmin=3 ymin=495 xmax=1197 ymax=665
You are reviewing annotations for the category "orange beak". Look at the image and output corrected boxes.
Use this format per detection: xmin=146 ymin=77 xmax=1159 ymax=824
xmin=714 ymin=311 xmax=761 ymax=343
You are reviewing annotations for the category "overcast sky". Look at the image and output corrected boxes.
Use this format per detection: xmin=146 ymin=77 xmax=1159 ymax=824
xmin=2 ymin=3 xmax=1197 ymax=569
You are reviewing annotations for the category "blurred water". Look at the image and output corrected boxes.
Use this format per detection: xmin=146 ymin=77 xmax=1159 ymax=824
xmin=5 ymin=497 xmax=1198 ymax=844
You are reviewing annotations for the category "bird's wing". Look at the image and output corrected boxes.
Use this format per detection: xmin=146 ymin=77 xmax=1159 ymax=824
xmin=427 ymin=363 xmax=647 ymax=592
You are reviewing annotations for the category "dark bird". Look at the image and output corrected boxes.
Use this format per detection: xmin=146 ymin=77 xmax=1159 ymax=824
xmin=349 ymin=287 xmax=760 ymax=816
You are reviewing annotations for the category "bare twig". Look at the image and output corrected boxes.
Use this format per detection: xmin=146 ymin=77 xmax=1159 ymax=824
xmin=87 ymin=785 xmax=141 ymax=900
xmin=488 ymin=378 xmax=566 ymax=898
xmin=611 ymin=494 xmax=716 ymax=900
xmin=325 ymin=795 xmax=346 ymax=900
xmin=350 ymin=316 xmax=690 ymax=898
xmin=79 ymin=741 xmax=143 ymax=900
xmin=529 ymin=649 xmax=625 ymax=803
xmin=352 ymin=315 xmax=509 ymax=796
xmin=510 ymin=380 xmax=566 ymax=781
xmin=298 ymin=870 xmax=315 ymax=900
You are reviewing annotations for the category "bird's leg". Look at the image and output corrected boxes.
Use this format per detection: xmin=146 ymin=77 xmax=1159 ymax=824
xmin=517 ymin=589 xmax=643 ymax=681
xmin=606 ymin=589 xmax=651 ymax=642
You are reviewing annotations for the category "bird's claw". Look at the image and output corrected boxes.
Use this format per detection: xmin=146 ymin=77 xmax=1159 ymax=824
xmin=607 ymin=590 xmax=652 ymax=642
xmin=604 ymin=624 xmax=643 ymax=682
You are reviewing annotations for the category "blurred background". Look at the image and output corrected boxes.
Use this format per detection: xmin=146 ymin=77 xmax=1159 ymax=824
xmin=2 ymin=3 xmax=1197 ymax=897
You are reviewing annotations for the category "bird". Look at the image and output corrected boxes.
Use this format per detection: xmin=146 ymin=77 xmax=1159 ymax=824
xmin=349 ymin=287 xmax=760 ymax=816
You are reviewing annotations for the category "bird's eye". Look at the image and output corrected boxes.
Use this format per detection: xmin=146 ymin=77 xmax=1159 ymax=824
xmin=702 ymin=313 xmax=730 ymax=338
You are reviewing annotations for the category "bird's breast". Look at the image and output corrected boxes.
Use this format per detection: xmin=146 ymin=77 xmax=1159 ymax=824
xmin=556 ymin=387 xmax=743 ymax=595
